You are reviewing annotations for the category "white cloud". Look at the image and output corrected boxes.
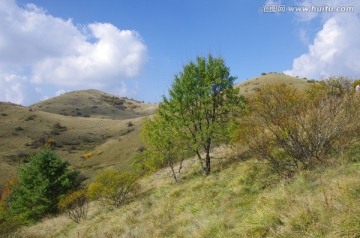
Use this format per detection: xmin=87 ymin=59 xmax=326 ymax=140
xmin=265 ymin=0 xmax=282 ymax=5
xmin=115 ymin=81 xmax=128 ymax=97
xmin=299 ymin=28 xmax=310 ymax=45
xmin=31 ymin=23 xmax=147 ymax=87
xmin=0 ymin=73 xmax=26 ymax=104
xmin=0 ymin=0 xmax=147 ymax=105
xmin=285 ymin=0 xmax=360 ymax=79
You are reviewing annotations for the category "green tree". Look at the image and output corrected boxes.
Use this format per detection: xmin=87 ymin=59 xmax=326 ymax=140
xmin=131 ymin=148 xmax=166 ymax=176
xmin=159 ymin=55 xmax=243 ymax=175
xmin=142 ymin=115 xmax=190 ymax=182
xmin=8 ymin=150 xmax=78 ymax=221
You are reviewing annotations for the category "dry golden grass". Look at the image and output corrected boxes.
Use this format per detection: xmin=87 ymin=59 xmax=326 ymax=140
xmin=31 ymin=89 xmax=157 ymax=119
xmin=16 ymin=142 xmax=360 ymax=238
xmin=4 ymin=80 xmax=360 ymax=237
xmin=0 ymin=90 xmax=155 ymax=185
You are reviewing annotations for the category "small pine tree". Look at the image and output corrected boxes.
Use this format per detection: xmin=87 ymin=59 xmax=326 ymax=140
xmin=8 ymin=150 xmax=78 ymax=221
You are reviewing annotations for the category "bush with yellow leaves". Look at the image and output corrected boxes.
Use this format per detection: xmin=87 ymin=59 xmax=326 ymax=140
xmin=87 ymin=169 xmax=138 ymax=207
xmin=58 ymin=189 xmax=88 ymax=224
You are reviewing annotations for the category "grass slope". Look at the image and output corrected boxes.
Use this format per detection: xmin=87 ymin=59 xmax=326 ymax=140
xmin=18 ymin=148 xmax=360 ymax=237
xmin=0 ymin=74 xmax=302 ymax=185
xmin=0 ymin=89 xmax=156 ymax=187
xmin=6 ymin=74 xmax=358 ymax=237
xmin=236 ymin=73 xmax=311 ymax=97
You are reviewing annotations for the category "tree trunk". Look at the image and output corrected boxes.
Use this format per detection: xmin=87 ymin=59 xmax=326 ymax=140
xmin=203 ymin=138 xmax=212 ymax=175
xmin=204 ymin=152 xmax=211 ymax=175
xmin=167 ymin=155 xmax=179 ymax=183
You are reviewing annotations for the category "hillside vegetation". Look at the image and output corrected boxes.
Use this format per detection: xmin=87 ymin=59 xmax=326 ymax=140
xmin=31 ymin=89 xmax=156 ymax=119
xmin=0 ymin=91 xmax=156 ymax=185
xmin=236 ymin=73 xmax=310 ymax=96
xmin=2 ymin=68 xmax=360 ymax=237
xmin=17 ymin=150 xmax=360 ymax=237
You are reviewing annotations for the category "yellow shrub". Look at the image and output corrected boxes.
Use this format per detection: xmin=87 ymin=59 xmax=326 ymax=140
xmin=82 ymin=152 xmax=93 ymax=159
xmin=87 ymin=169 xmax=138 ymax=207
xmin=45 ymin=137 xmax=56 ymax=148
xmin=58 ymin=189 xmax=88 ymax=224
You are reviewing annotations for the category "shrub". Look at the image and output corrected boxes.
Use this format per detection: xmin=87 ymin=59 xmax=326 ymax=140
xmin=239 ymin=78 xmax=360 ymax=175
xmin=14 ymin=126 xmax=24 ymax=132
xmin=352 ymin=79 xmax=360 ymax=89
xmin=0 ymin=212 xmax=25 ymax=237
xmin=52 ymin=122 xmax=67 ymax=135
xmin=24 ymin=115 xmax=36 ymax=121
xmin=45 ymin=137 xmax=56 ymax=148
xmin=82 ymin=152 xmax=93 ymax=159
xmin=29 ymin=135 xmax=54 ymax=149
xmin=0 ymin=178 xmax=24 ymax=235
xmin=87 ymin=169 xmax=138 ymax=207
xmin=58 ymin=189 xmax=89 ymax=224
xmin=131 ymin=149 xmax=166 ymax=176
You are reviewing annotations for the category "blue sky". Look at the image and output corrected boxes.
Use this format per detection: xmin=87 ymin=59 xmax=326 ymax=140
xmin=1 ymin=0 xmax=360 ymax=105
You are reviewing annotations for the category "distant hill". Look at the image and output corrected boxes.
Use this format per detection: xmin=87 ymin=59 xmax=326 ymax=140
xmin=31 ymin=89 xmax=157 ymax=119
xmin=0 ymin=90 xmax=157 ymax=187
xmin=235 ymin=73 xmax=311 ymax=97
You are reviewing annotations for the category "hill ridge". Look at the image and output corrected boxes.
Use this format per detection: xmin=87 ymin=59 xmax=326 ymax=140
xmin=30 ymin=89 xmax=157 ymax=119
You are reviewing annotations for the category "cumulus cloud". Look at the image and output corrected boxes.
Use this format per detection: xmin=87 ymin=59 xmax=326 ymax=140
xmin=0 ymin=0 xmax=147 ymax=105
xmin=285 ymin=0 xmax=360 ymax=79
xmin=0 ymin=73 xmax=26 ymax=104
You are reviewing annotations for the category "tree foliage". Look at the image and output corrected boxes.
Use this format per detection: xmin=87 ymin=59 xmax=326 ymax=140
xmin=87 ymin=169 xmax=138 ymax=207
xmin=157 ymin=55 xmax=243 ymax=175
xmin=131 ymin=148 xmax=167 ymax=176
xmin=142 ymin=115 xmax=190 ymax=182
xmin=8 ymin=150 xmax=78 ymax=221
xmin=352 ymin=79 xmax=360 ymax=89
xmin=239 ymin=78 xmax=360 ymax=175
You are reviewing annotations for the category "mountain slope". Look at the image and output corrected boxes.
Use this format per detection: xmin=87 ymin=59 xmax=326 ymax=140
xmin=0 ymin=90 xmax=156 ymax=187
xmin=18 ymin=151 xmax=360 ymax=237
xmin=236 ymin=73 xmax=311 ymax=97
xmin=31 ymin=89 xmax=157 ymax=119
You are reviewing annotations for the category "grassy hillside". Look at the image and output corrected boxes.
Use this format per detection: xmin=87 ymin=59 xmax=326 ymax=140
xmin=17 ymin=146 xmax=360 ymax=237
xmin=236 ymin=73 xmax=311 ymax=97
xmin=31 ymin=89 xmax=156 ymax=119
xmin=0 ymin=74 xmax=314 ymax=193
xmin=4 ymin=75 xmax=360 ymax=237
xmin=0 ymin=90 xmax=156 ymax=187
